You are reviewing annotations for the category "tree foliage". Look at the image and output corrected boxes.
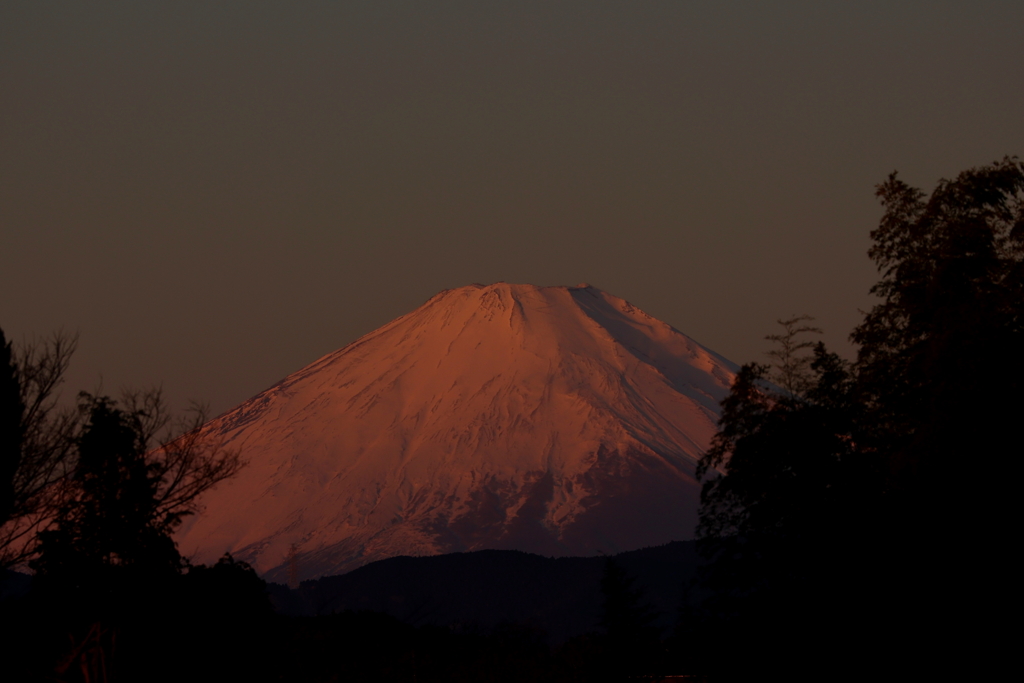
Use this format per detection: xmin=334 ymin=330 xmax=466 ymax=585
xmin=693 ymin=156 xmax=1024 ymax=676
xmin=0 ymin=329 xmax=254 ymax=680
xmin=31 ymin=390 xmax=242 ymax=585
xmin=852 ymin=156 xmax=1024 ymax=495
xmin=695 ymin=338 xmax=875 ymax=611
xmin=698 ymin=156 xmax=1024 ymax=550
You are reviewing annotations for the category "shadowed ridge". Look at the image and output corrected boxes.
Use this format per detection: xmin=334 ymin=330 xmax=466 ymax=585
xmin=271 ymin=541 xmax=701 ymax=644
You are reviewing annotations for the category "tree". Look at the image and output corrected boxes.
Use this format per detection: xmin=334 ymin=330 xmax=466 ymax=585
xmin=763 ymin=315 xmax=823 ymax=398
xmin=0 ymin=328 xmax=78 ymax=569
xmin=1 ymin=330 xmax=250 ymax=680
xmin=33 ymin=394 xmax=180 ymax=583
xmin=0 ymin=328 xmax=23 ymax=527
xmin=852 ymin=156 xmax=1024 ymax=504
xmin=31 ymin=390 xmax=242 ymax=586
xmin=694 ymin=331 xmax=890 ymax=674
xmin=850 ymin=157 xmax=1024 ymax=673
xmin=692 ymin=156 xmax=1024 ymax=676
xmin=696 ymin=320 xmax=871 ymax=550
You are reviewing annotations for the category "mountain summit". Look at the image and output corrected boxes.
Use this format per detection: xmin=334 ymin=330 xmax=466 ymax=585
xmin=175 ymin=283 xmax=737 ymax=581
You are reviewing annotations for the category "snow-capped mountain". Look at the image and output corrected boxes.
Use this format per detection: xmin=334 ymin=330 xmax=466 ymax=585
xmin=174 ymin=283 xmax=737 ymax=581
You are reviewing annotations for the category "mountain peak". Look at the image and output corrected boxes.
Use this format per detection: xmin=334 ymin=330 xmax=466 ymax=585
xmin=176 ymin=284 xmax=737 ymax=581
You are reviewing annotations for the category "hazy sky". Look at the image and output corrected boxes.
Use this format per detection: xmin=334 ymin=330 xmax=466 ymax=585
xmin=2 ymin=1 xmax=1022 ymax=417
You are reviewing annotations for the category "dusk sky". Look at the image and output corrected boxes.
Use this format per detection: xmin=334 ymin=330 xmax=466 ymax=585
xmin=2 ymin=1 xmax=1022 ymax=418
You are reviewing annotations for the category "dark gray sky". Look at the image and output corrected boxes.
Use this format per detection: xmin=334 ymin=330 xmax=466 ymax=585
xmin=3 ymin=1 xmax=1022 ymax=417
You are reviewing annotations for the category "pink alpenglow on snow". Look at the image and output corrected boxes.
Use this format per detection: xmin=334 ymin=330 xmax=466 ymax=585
xmin=174 ymin=283 xmax=738 ymax=581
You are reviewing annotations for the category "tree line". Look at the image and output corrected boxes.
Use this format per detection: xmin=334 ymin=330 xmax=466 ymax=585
xmin=683 ymin=156 xmax=1023 ymax=679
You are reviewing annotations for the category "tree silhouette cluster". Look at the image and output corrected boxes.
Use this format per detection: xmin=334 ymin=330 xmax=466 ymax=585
xmin=690 ymin=156 xmax=1024 ymax=678
xmin=0 ymin=333 xmax=253 ymax=681
xmin=31 ymin=392 xmax=241 ymax=588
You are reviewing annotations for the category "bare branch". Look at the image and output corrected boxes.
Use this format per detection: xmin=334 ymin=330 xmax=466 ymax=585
xmin=17 ymin=330 xmax=77 ymax=434
xmin=1 ymin=330 xmax=81 ymax=569
xmin=124 ymin=389 xmax=244 ymax=533
xmin=121 ymin=386 xmax=172 ymax=451
xmin=2 ymin=337 xmax=244 ymax=571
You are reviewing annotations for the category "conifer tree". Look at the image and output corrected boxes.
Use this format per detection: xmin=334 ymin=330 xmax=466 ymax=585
xmin=0 ymin=328 xmax=25 ymax=528
xmin=31 ymin=391 xmax=243 ymax=590
xmin=32 ymin=395 xmax=183 ymax=587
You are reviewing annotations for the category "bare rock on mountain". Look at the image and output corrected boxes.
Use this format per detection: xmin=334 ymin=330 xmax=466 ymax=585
xmin=174 ymin=283 xmax=737 ymax=581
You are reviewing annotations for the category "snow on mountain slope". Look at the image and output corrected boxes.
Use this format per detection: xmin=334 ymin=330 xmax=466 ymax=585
xmin=174 ymin=283 xmax=738 ymax=581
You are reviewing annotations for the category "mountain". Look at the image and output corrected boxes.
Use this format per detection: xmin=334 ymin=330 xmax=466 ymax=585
xmin=174 ymin=283 xmax=737 ymax=581
xmin=270 ymin=541 xmax=703 ymax=643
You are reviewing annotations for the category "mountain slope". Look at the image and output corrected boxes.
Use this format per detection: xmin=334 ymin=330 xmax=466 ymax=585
xmin=175 ymin=283 xmax=737 ymax=581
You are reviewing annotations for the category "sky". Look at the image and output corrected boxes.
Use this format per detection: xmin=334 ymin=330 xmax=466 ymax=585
xmin=2 ymin=1 xmax=1022 ymax=418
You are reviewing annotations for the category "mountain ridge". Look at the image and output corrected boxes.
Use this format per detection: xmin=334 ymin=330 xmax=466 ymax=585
xmin=270 ymin=540 xmax=703 ymax=643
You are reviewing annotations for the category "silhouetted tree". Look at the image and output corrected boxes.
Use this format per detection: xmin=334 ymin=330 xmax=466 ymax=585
xmin=694 ymin=338 xmax=879 ymax=674
xmin=693 ymin=156 xmax=1024 ymax=677
xmin=0 ymin=329 xmax=23 ymax=528
xmin=10 ymin=390 xmax=247 ymax=682
xmin=184 ymin=552 xmax=272 ymax=620
xmin=851 ymin=156 xmax=1024 ymax=672
xmin=172 ymin=553 xmax=275 ymax=681
xmin=32 ymin=394 xmax=183 ymax=586
xmin=32 ymin=391 xmax=241 ymax=587
xmin=763 ymin=315 xmax=823 ymax=398
xmin=0 ymin=328 xmax=78 ymax=569
xmin=853 ymin=156 xmax=1024 ymax=508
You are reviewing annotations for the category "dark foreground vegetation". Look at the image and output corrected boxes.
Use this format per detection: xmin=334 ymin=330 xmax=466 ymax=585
xmin=1 ymin=157 xmax=1021 ymax=681
xmin=685 ymin=157 xmax=1022 ymax=679
xmin=2 ymin=546 xmax=693 ymax=682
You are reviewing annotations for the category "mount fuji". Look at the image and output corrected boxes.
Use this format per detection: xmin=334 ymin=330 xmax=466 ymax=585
xmin=174 ymin=283 xmax=738 ymax=582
